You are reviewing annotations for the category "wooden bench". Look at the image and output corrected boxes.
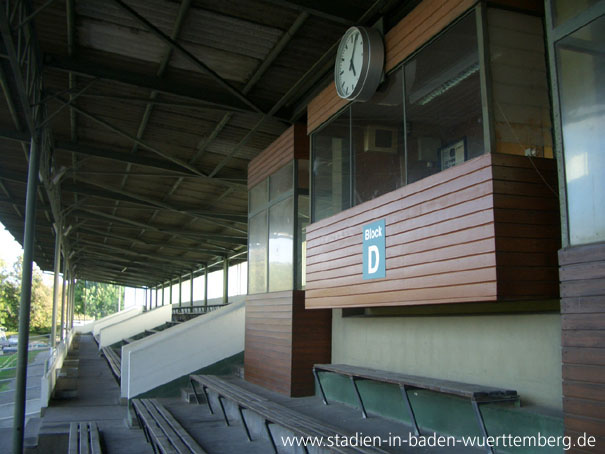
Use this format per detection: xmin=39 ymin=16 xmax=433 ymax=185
xmin=314 ymin=364 xmax=520 ymax=454
xmin=100 ymin=347 xmax=121 ymax=381
xmin=131 ymin=398 xmax=206 ymax=454
xmin=68 ymin=422 xmax=102 ymax=454
xmin=190 ymin=374 xmax=390 ymax=454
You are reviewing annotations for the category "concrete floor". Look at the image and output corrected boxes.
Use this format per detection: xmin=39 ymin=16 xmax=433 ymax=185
xmin=31 ymin=334 xmax=151 ymax=454
xmin=161 ymin=376 xmax=483 ymax=454
xmin=14 ymin=333 xmax=483 ymax=453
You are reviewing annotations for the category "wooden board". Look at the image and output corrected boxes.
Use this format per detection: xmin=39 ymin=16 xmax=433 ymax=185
xmin=244 ymin=291 xmax=331 ymax=396
xmin=560 ymin=242 xmax=605 ymax=444
xmin=307 ymin=0 xmax=476 ymax=134
xmin=305 ymin=153 xmax=559 ymax=309
xmin=248 ymin=124 xmax=308 ymax=189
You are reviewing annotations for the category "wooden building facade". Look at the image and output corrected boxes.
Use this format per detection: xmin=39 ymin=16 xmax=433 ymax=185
xmin=244 ymin=0 xmax=604 ymax=446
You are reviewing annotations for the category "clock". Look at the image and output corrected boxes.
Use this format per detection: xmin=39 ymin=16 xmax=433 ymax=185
xmin=334 ymin=26 xmax=384 ymax=102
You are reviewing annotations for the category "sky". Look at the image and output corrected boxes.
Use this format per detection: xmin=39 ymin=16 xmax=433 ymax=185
xmin=1 ymin=221 xmax=248 ymax=310
xmin=0 ymin=223 xmax=25 ymax=266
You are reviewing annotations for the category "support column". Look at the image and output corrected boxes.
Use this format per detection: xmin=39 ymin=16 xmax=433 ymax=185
xmin=50 ymin=223 xmax=62 ymax=347
xmin=69 ymin=274 xmax=75 ymax=329
xmin=178 ymin=276 xmax=182 ymax=307
xmin=170 ymin=280 xmax=173 ymax=305
xmin=60 ymin=258 xmax=67 ymax=341
xmin=13 ymin=134 xmax=42 ymax=454
xmin=155 ymin=287 xmax=159 ymax=308
xmin=223 ymin=257 xmax=229 ymax=304
xmin=204 ymin=266 xmax=208 ymax=306
xmin=190 ymin=271 xmax=194 ymax=306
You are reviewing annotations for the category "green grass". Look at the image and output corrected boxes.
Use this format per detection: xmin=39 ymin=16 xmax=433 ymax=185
xmin=0 ymin=349 xmax=44 ymax=392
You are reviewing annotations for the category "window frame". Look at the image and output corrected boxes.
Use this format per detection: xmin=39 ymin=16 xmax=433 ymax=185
xmin=310 ymin=6 xmax=490 ymax=223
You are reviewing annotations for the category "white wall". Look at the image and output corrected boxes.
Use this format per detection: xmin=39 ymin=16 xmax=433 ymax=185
xmin=332 ymin=310 xmax=562 ymax=409
xmin=121 ymin=298 xmax=245 ymax=399
xmin=40 ymin=331 xmax=74 ymax=410
xmin=91 ymin=306 xmax=143 ymax=337
xmin=98 ymin=304 xmax=172 ymax=348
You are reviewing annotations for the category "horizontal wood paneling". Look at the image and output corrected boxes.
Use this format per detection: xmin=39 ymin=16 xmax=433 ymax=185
xmin=560 ymin=242 xmax=605 ymax=444
xmin=244 ymin=290 xmax=330 ymax=396
xmin=247 ymin=124 xmax=308 ymax=189
xmin=245 ymin=291 xmax=293 ymax=395
xmin=307 ymin=0 xmax=476 ymax=134
xmin=291 ymin=291 xmax=331 ymax=396
xmin=306 ymin=153 xmax=560 ymax=309
xmin=492 ymin=154 xmax=560 ymax=300
xmin=306 ymin=153 xmax=498 ymax=309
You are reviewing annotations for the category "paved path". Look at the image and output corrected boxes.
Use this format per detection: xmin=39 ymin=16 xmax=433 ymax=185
xmin=37 ymin=334 xmax=151 ymax=453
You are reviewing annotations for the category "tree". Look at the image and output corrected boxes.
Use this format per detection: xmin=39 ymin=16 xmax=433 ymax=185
xmin=74 ymin=280 xmax=122 ymax=319
xmin=0 ymin=258 xmax=20 ymax=329
xmin=0 ymin=256 xmax=53 ymax=332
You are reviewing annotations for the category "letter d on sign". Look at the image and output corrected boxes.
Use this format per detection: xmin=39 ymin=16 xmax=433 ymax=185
xmin=368 ymin=245 xmax=379 ymax=274
xmin=362 ymin=219 xmax=386 ymax=280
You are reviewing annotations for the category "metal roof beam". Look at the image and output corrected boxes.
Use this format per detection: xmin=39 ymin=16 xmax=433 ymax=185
xmin=0 ymin=126 xmax=247 ymax=189
xmin=265 ymin=0 xmax=360 ymax=25
xmin=42 ymin=53 xmax=286 ymax=119
xmin=64 ymin=179 xmax=247 ymax=225
xmin=77 ymin=226 xmax=228 ymax=255
xmin=72 ymin=208 xmax=247 ymax=245
xmin=111 ymin=0 xmax=266 ymax=117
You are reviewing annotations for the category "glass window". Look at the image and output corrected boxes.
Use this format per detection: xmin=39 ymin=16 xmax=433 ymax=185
xmin=248 ymin=211 xmax=268 ymax=294
xmin=404 ymin=12 xmax=483 ymax=184
xmin=488 ymin=8 xmax=553 ymax=158
xmin=297 ymin=194 xmax=310 ymax=289
xmin=552 ymin=0 xmax=600 ymax=27
xmin=311 ymin=108 xmax=351 ymax=222
xmin=269 ymin=196 xmax=294 ymax=292
xmin=556 ymin=16 xmax=605 ymax=244
xmin=269 ymin=161 xmax=293 ymax=201
xmin=249 ymin=180 xmax=267 ymax=214
xmin=352 ymin=69 xmax=405 ymax=204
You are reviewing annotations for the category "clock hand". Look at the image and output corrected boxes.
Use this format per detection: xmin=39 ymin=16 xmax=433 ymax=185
xmin=349 ymin=33 xmax=359 ymax=76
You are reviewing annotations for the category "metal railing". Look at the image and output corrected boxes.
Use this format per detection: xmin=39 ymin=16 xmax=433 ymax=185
xmin=172 ymin=304 xmax=229 ymax=317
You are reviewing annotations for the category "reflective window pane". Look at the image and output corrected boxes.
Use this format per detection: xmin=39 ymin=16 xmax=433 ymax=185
xmin=311 ymin=108 xmax=351 ymax=222
xmin=269 ymin=197 xmax=294 ymax=292
xmin=404 ymin=12 xmax=483 ymax=184
xmin=297 ymin=194 xmax=310 ymax=289
xmin=556 ymin=16 xmax=605 ymax=244
xmin=248 ymin=211 xmax=268 ymax=294
xmin=249 ymin=180 xmax=267 ymax=213
xmin=552 ymin=0 xmax=599 ymax=27
xmin=270 ymin=162 xmax=293 ymax=201
xmin=352 ymin=69 xmax=405 ymax=204
xmin=488 ymin=8 xmax=553 ymax=158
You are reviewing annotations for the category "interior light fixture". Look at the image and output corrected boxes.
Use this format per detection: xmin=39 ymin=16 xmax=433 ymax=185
xmin=417 ymin=63 xmax=479 ymax=106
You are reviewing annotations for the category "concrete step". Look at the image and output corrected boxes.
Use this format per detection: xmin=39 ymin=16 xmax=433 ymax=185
xmin=232 ymin=365 xmax=245 ymax=379
xmin=53 ymin=377 xmax=78 ymax=399
xmin=181 ymin=387 xmax=205 ymax=404
xmin=33 ymin=422 xmax=69 ymax=454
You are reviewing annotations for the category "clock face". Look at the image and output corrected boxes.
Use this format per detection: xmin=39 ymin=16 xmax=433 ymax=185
xmin=335 ymin=28 xmax=364 ymax=99
xmin=334 ymin=26 xmax=384 ymax=102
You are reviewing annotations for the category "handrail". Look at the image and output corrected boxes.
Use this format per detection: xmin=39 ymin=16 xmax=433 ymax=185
xmin=172 ymin=304 xmax=229 ymax=315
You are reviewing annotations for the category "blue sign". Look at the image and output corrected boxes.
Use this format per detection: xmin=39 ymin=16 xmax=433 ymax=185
xmin=362 ymin=219 xmax=386 ymax=280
